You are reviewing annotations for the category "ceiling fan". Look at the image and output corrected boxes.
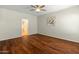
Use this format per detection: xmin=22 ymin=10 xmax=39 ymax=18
xmin=30 ymin=5 xmax=46 ymax=12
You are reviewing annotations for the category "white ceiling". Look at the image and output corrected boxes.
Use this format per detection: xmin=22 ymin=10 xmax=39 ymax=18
xmin=0 ymin=5 xmax=73 ymax=16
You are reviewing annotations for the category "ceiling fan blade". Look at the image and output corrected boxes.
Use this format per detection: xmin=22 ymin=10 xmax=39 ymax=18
xmin=31 ymin=5 xmax=36 ymax=8
xmin=31 ymin=5 xmax=39 ymax=8
xmin=39 ymin=5 xmax=45 ymax=8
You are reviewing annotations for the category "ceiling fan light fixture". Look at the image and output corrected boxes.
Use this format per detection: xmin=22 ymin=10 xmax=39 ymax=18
xmin=35 ymin=8 xmax=41 ymax=12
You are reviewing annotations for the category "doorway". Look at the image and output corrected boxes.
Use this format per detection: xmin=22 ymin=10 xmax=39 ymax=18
xmin=22 ymin=19 xmax=29 ymax=36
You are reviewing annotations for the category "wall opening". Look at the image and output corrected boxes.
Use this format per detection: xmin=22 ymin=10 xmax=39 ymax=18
xmin=21 ymin=19 xmax=29 ymax=36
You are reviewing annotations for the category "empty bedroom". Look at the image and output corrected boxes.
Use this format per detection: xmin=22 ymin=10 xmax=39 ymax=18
xmin=0 ymin=5 xmax=79 ymax=54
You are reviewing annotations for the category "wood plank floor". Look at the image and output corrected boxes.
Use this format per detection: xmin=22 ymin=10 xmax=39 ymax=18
xmin=0 ymin=34 xmax=79 ymax=54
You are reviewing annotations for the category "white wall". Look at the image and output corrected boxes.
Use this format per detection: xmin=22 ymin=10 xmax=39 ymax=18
xmin=38 ymin=6 xmax=79 ymax=42
xmin=0 ymin=8 xmax=37 ymax=41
